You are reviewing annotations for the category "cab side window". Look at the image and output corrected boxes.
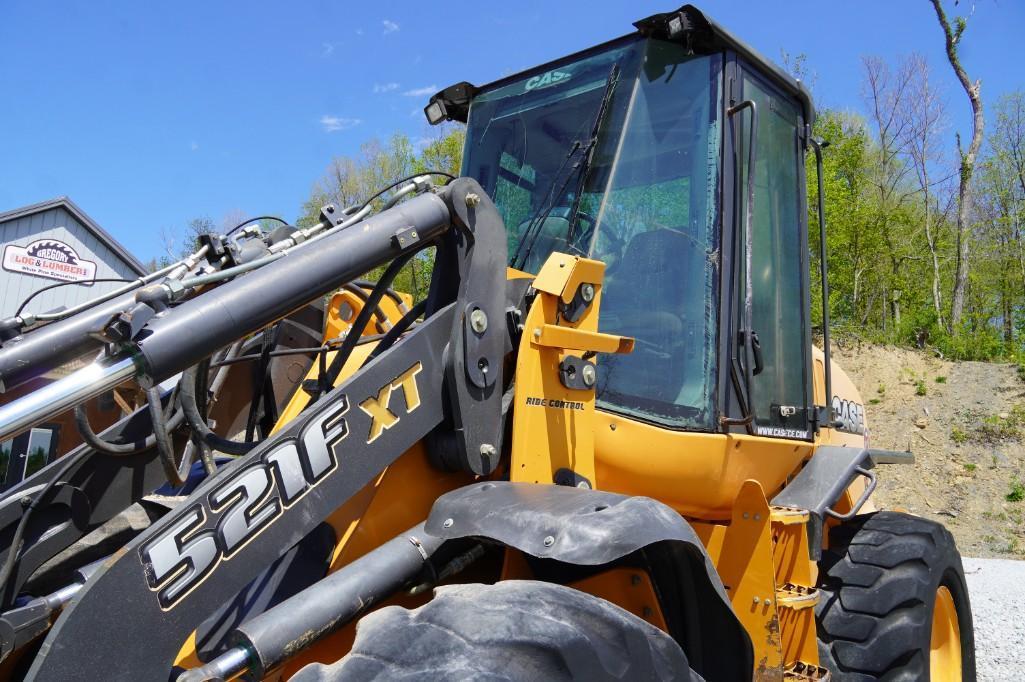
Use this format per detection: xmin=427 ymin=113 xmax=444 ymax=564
xmin=737 ymin=71 xmax=808 ymax=436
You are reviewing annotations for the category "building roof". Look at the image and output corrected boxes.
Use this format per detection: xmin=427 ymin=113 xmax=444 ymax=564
xmin=0 ymin=197 xmax=148 ymax=276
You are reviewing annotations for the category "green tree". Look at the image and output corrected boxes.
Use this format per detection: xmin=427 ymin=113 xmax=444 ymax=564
xmin=299 ymin=128 xmax=465 ymax=301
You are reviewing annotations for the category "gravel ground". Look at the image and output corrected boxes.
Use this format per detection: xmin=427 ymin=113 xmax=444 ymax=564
xmin=964 ymin=557 xmax=1025 ymax=679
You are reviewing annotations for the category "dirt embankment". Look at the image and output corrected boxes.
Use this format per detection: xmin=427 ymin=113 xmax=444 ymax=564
xmin=832 ymin=342 xmax=1025 ymax=559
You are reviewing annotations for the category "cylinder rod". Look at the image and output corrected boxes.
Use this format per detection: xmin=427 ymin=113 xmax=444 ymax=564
xmin=0 ymin=355 xmax=137 ymax=442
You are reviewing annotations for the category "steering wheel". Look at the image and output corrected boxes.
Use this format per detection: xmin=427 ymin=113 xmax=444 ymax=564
xmin=562 ymin=210 xmax=596 ymax=255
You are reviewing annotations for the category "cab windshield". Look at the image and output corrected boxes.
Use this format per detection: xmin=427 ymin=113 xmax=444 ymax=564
xmin=462 ymin=38 xmax=723 ymax=430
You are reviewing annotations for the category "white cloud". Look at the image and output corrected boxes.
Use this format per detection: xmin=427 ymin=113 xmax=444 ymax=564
xmin=382 ymin=19 xmax=399 ymax=34
xmin=189 ymin=141 xmax=199 ymax=151
xmin=402 ymin=85 xmax=437 ymax=97
xmin=355 ymin=27 xmax=364 ymax=36
xmin=321 ymin=42 xmax=335 ymax=57
xmin=320 ymin=115 xmax=362 ymax=132
xmin=373 ymin=82 xmax=400 ymax=94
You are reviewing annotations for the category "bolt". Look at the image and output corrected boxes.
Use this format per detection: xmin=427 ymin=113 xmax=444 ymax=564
xmin=479 ymin=443 xmax=496 ymax=458
xmin=580 ymin=283 xmax=595 ymax=302
xmin=469 ymin=308 xmax=488 ymax=334
xmin=752 ymin=596 xmax=760 ymax=605
xmin=543 ymin=535 xmax=555 ymax=547
xmin=630 ymin=574 xmax=642 ymax=586
xmin=754 ymin=513 xmax=761 ymax=521
xmin=642 ymin=607 xmax=654 ymax=618
xmin=581 ymin=364 xmax=596 ymax=387
xmin=742 ymin=512 xmax=749 ymax=519
xmin=326 ymin=205 xmax=335 ymax=213
xmin=464 ymin=193 xmax=481 ymax=208
xmin=533 ymin=328 xmax=541 ymax=340
xmin=442 ymin=518 xmax=454 ymax=529
xmin=609 ymin=423 xmax=617 ymax=431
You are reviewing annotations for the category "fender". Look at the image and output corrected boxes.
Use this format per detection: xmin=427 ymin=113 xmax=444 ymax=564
xmin=424 ymin=481 xmax=753 ymax=682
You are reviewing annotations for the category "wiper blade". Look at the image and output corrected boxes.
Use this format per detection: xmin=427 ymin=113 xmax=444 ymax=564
xmin=513 ymin=64 xmax=620 ymax=270
xmin=565 ymin=63 xmax=620 ymax=249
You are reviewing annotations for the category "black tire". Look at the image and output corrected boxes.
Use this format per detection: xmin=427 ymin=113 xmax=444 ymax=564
xmin=816 ymin=511 xmax=976 ymax=681
xmin=293 ymin=580 xmax=700 ymax=681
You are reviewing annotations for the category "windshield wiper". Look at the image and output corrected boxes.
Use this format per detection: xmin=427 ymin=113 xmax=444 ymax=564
xmin=513 ymin=64 xmax=620 ymax=270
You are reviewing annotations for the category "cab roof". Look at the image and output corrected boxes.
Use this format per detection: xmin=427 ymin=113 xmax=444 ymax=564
xmin=427 ymin=4 xmax=815 ymax=129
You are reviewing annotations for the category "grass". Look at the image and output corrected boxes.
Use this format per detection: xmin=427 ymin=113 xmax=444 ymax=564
xmin=869 ymin=398 xmax=881 ymax=405
xmin=954 ymin=404 xmax=1025 ymax=444
xmin=914 ymin=379 xmax=928 ymax=396
xmin=1007 ymin=477 xmax=1025 ymax=503
xmin=935 ymin=375 xmax=947 ymax=384
xmin=876 ymin=383 xmax=886 ymax=395
xmin=976 ymin=405 xmax=1025 ymax=442
xmin=963 ymin=462 xmax=977 ymax=473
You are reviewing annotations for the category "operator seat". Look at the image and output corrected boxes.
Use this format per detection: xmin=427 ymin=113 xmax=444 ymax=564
xmin=598 ymin=227 xmax=698 ymax=406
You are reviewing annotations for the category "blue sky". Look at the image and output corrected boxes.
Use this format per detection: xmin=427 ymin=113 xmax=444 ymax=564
xmin=1 ymin=1 xmax=1022 ymax=262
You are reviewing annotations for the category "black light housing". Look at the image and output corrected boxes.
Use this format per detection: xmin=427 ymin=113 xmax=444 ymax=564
xmin=423 ymin=81 xmax=477 ymax=125
xmin=424 ymin=100 xmax=446 ymax=126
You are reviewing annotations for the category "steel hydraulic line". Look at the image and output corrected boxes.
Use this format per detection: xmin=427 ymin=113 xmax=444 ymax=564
xmin=0 ymin=190 xmax=452 ymax=441
xmin=174 ymin=204 xmax=376 ymax=291
xmin=0 ymin=246 xmax=208 ymax=393
xmin=30 ymin=245 xmax=208 ymax=323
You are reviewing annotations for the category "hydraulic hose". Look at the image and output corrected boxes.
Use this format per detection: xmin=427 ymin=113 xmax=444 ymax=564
xmin=134 ymin=190 xmax=451 ymax=386
xmin=351 ymin=278 xmax=411 ymax=314
xmin=180 ymin=361 xmax=256 ymax=456
xmin=183 ymin=342 xmax=243 ymax=474
xmin=363 ymin=298 xmax=427 ymax=366
xmin=0 ymin=448 xmax=90 ymax=608
xmin=341 ymin=283 xmax=392 ymax=332
xmin=318 ymin=250 xmax=418 ymax=396
xmin=147 ymin=387 xmax=189 ymax=486
xmin=74 ymin=397 xmax=184 ymax=457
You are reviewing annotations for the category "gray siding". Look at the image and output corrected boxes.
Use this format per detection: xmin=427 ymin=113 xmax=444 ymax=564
xmin=0 ymin=207 xmax=141 ymax=318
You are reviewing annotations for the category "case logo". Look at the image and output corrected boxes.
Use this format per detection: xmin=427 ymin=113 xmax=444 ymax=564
xmin=832 ymin=396 xmax=866 ymax=435
xmin=525 ymin=69 xmax=571 ymax=92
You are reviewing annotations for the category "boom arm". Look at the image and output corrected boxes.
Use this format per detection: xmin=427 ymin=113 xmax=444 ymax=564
xmin=23 ymin=178 xmax=512 ymax=679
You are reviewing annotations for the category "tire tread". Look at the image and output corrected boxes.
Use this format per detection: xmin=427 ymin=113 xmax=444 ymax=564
xmin=816 ymin=511 xmax=975 ymax=681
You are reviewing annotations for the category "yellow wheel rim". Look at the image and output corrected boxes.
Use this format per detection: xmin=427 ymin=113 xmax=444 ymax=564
xmin=930 ymin=585 xmax=962 ymax=681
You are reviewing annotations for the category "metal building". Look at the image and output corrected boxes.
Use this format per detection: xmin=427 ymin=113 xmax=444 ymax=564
xmin=0 ymin=197 xmax=146 ymax=489
xmin=0 ymin=197 xmax=147 ymax=319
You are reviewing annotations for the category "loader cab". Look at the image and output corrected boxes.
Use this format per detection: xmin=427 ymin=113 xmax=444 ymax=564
xmin=430 ymin=7 xmax=815 ymax=441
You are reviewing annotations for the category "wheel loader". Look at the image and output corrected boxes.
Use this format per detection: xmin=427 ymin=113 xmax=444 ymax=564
xmin=0 ymin=4 xmax=975 ymax=680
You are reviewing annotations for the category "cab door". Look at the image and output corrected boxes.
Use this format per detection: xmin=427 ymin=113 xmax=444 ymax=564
xmin=732 ymin=62 xmax=812 ymax=439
